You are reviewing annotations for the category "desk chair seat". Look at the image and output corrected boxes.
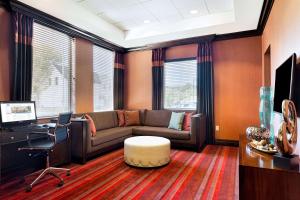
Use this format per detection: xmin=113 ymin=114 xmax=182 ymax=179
xmin=18 ymin=112 xmax=72 ymax=192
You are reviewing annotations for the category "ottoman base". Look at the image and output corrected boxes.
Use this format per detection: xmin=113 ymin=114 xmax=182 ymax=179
xmin=124 ymin=156 xmax=170 ymax=168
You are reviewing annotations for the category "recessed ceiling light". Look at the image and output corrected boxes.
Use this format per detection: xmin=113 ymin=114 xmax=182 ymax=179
xmin=190 ymin=10 xmax=198 ymax=14
xmin=144 ymin=20 xmax=151 ymax=24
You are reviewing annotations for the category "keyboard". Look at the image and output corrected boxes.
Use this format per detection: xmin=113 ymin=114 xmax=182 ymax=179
xmin=10 ymin=124 xmax=48 ymax=133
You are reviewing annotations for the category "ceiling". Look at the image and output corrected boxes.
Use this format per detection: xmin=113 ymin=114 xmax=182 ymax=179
xmin=18 ymin=0 xmax=264 ymax=48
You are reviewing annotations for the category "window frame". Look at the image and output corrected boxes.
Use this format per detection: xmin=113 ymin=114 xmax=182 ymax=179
xmin=163 ymin=57 xmax=197 ymax=111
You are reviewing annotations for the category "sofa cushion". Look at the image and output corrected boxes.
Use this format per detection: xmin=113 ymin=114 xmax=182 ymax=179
xmin=168 ymin=112 xmax=185 ymax=130
xmin=132 ymin=126 xmax=190 ymax=140
xmin=125 ymin=110 xmax=140 ymax=126
xmin=91 ymin=127 xmax=133 ymax=146
xmin=116 ymin=110 xmax=125 ymax=127
xmin=144 ymin=110 xmax=172 ymax=127
xmin=88 ymin=111 xmax=118 ymax=131
xmin=183 ymin=112 xmax=193 ymax=131
xmin=84 ymin=114 xmax=96 ymax=137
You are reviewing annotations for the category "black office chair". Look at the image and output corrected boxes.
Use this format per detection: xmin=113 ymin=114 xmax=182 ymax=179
xmin=18 ymin=112 xmax=73 ymax=192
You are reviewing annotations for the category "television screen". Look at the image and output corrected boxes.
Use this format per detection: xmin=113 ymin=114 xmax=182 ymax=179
xmin=273 ymin=53 xmax=296 ymax=113
xmin=0 ymin=102 xmax=37 ymax=124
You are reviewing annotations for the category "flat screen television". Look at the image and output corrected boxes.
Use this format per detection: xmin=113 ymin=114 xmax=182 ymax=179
xmin=0 ymin=101 xmax=37 ymax=127
xmin=273 ymin=53 xmax=297 ymax=113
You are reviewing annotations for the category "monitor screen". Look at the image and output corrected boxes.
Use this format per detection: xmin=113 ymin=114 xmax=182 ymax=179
xmin=0 ymin=102 xmax=37 ymax=124
xmin=273 ymin=53 xmax=296 ymax=113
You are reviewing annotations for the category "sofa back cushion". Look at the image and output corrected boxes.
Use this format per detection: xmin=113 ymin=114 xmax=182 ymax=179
xmin=88 ymin=111 xmax=118 ymax=131
xmin=124 ymin=110 xmax=140 ymax=126
xmin=144 ymin=110 xmax=172 ymax=127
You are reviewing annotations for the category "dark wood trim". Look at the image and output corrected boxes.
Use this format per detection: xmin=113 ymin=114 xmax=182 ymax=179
xmin=214 ymin=29 xmax=260 ymax=41
xmin=0 ymin=0 xmax=11 ymax=11
xmin=165 ymin=57 xmax=196 ymax=63
xmin=215 ymin=139 xmax=239 ymax=147
xmin=257 ymin=0 xmax=275 ymax=34
xmin=7 ymin=0 xmax=126 ymax=53
xmin=127 ymin=34 xmax=215 ymax=52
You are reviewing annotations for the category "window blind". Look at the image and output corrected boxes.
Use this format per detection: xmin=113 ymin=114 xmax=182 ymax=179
xmin=31 ymin=22 xmax=72 ymax=117
xmin=164 ymin=59 xmax=197 ymax=109
xmin=93 ymin=45 xmax=114 ymax=111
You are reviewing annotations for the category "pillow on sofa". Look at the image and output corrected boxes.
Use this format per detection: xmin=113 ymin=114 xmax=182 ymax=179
xmin=182 ymin=112 xmax=193 ymax=131
xmin=168 ymin=112 xmax=185 ymax=130
xmin=83 ymin=114 xmax=96 ymax=137
xmin=125 ymin=110 xmax=140 ymax=126
xmin=116 ymin=110 xmax=125 ymax=127
xmin=144 ymin=110 xmax=172 ymax=127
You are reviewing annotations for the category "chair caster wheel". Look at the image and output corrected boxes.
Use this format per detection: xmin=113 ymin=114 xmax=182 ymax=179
xmin=66 ymin=171 xmax=71 ymax=176
xmin=26 ymin=185 xmax=32 ymax=192
xmin=57 ymin=181 xmax=64 ymax=187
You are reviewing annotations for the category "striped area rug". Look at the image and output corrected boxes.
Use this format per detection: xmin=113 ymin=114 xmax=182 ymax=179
xmin=0 ymin=145 xmax=238 ymax=200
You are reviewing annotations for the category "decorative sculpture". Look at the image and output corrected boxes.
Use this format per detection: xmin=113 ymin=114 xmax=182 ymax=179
xmin=276 ymin=100 xmax=298 ymax=155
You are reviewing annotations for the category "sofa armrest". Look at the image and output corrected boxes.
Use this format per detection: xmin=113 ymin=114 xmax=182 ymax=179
xmin=191 ymin=113 xmax=206 ymax=152
xmin=70 ymin=119 xmax=90 ymax=164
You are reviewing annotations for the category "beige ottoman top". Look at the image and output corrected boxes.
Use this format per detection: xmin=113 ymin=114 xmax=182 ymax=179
xmin=125 ymin=136 xmax=170 ymax=146
xmin=124 ymin=136 xmax=171 ymax=167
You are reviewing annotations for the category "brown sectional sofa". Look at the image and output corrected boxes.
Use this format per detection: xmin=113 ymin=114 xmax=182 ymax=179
xmin=70 ymin=110 xmax=206 ymax=164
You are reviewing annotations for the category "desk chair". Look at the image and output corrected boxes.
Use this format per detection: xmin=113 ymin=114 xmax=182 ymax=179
xmin=18 ymin=112 xmax=72 ymax=192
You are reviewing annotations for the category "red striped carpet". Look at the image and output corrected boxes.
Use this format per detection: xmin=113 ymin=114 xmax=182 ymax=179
xmin=0 ymin=145 xmax=238 ymax=200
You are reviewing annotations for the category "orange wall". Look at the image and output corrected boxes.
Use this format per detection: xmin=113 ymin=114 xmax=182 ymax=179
xmin=125 ymin=37 xmax=262 ymax=141
xmin=75 ymin=38 xmax=94 ymax=113
xmin=125 ymin=50 xmax=152 ymax=110
xmin=214 ymin=37 xmax=262 ymax=140
xmin=166 ymin=44 xmax=198 ymax=59
xmin=262 ymin=0 xmax=300 ymax=85
xmin=0 ymin=7 xmax=12 ymax=101
xmin=262 ymin=0 xmax=300 ymax=153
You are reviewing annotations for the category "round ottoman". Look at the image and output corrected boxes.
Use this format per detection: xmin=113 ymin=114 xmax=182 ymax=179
xmin=124 ymin=136 xmax=171 ymax=167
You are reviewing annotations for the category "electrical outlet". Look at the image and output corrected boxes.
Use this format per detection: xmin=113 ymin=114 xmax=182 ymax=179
xmin=215 ymin=125 xmax=220 ymax=131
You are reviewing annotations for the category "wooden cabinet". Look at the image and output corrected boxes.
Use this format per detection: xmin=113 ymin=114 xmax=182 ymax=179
xmin=239 ymin=133 xmax=300 ymax=200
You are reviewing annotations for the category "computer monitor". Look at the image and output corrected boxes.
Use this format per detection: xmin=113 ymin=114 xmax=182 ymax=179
xmin=0 ymin=101 xmax=37 ymax=127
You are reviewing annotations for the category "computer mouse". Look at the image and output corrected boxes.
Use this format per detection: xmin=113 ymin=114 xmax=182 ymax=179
xmin=42 ymin=124 xmax=49 ymax=128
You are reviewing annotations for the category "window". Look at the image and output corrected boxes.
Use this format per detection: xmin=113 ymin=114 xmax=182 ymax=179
xmin=93 ymin=45 xmax=114 ymax=111
xmin=164 ymin=58 xmax=197 ymax=109
xmin=31 ymin=22 xmax=73 ymax=117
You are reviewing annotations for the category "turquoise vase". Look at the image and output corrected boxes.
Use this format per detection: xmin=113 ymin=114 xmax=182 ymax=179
xmin=259 ymin=87 xmax=274 ymax=143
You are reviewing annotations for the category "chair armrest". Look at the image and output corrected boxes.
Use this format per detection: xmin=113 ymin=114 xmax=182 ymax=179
xmin=56 ymin=122 xmax=72 ymax=128
xmin=70 ymin=119 xmax=90 ymax=164
xmin=191 ymin=113 xmax=206 ymax=152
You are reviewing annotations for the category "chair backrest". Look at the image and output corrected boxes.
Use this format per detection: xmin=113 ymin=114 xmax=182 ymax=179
xmin=54 ymin=112 xmax=72 ymax=144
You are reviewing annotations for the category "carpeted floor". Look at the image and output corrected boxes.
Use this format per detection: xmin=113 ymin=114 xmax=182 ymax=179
xmin=0 ymin=145 xmax=238 ymax=200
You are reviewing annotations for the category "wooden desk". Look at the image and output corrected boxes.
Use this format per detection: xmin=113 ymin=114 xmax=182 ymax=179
xmin=0 ymin=128 xmax=71 ymax=183
xmin=239 ymin=133 xmax=300 ymax=200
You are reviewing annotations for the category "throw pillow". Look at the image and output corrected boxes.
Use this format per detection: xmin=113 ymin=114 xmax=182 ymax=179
xmin=124 ymin=110 xmax=140 ymax=126
xmin=182 ymin=112 xmax=192 ymax=131
xmin=116 ymin=110 xmax=125 ymax=127
xmin=84 ymin=114 xmax=96 ymax=137
xmin=168 ymin=112 xmax=185 ymax=130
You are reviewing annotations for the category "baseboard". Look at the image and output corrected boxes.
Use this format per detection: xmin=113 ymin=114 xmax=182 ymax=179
xmin=215 ymin=139 xmax=239 ymax=147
